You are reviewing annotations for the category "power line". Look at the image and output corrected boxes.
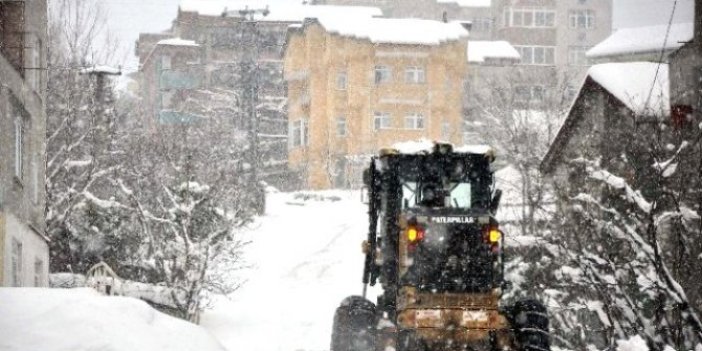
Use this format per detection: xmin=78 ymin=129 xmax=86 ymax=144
xmin=643 ymin=0 xmax=678 ymax=116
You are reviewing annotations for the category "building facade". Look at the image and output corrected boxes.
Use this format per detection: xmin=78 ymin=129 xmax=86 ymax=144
xmin=316 ymin=0 xmax=613 ymax=106
xmin=284 ymin=18 xmax=468 ymax=189
xmin=0 ymin=0 xmax=50 ymax=287
xmin=136 ymin=2 xmax=382 ymax=188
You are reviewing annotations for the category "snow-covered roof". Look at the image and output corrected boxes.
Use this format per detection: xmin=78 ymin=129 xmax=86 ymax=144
xmin=467 ymin=40 xmax=520 ymax=63
xmin=437 ymin=0 xmax=491 ymax=7
xmin=541 ymin=62 xmax=670 ymax=173
xmin=315 ymin=17 xmax=469 ymax=45
xmin=392 ymin=139 xmax=493 ymax=155
xmin=79 ymin=65 xmax=121 ymax=75
xmin=179 ymin=0 xmax=382 ymax=22
xmin=157 ymin=38 xmax=200 ymax=47
xmin=587 ymin=22 xmax=693 ymax=59
xmin=588 ymin=62 xmax=670 ymax=116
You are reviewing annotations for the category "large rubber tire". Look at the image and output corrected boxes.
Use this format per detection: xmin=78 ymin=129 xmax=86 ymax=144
xmin=331 ymin=296 xmax=378 ymax=351
xmin=397 ymin=329 xmax=425 ymax=351
xmin=510 ymin=299 xmax=550 ymax=351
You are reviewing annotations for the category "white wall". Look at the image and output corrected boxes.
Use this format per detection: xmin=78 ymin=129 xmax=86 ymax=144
xmin=2 ymin=213 xmax=49 ymax=287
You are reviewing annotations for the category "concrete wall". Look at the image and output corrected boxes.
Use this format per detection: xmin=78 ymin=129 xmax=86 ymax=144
xmin=0 ymin=0 xmax=49 ymax=285
xmin=1 ymin=213 xmax=49 ymax=287
xmin=285 ymin=22 xmax=467 ymax=189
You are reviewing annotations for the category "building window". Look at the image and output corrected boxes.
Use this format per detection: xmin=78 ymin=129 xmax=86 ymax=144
xmin=515 ymin=85 xmax=546 ymax=103
xmin=289 ymin=119 xmax=308 ymax=147
xmin=373 ymin=112 xmax=391 ymax=130
xmin=11 ymin=239 xmax=22 ymax=287
xmin=504 ymin=8 xmax=556 ymax=28
xmin=404 ymin=113 xmax=425 ymax=130
xmin=34 ymin=258 xmax=44 ymax=287
xmin=374 ymin=65 xmax=391 ymax=84
xmin=25 ymin=33 xmax=41 ymax=90
xmin=336 ymin=116 xmax=347 ymax=136
xmin=569 ymin=10 xmax=595 ymax=29
xmin=515 ymin=46 xmax=556 ymax=65
xmin=336 ymin=70 xmax=347 ymax=90
xmin=31 ymin=157 xmax=39 ymax=204
xmin=14 ymin=118 xmax=23 ymax=180
xmin=161 ymin=55 xmax=172 ymax=70
xmin=405 ymin=67 xmax=425 ymax=84
xmin=472 ymin=18 xmax=493 ymax=32
xmin=568 ymin=46 xmax=591 ymax=66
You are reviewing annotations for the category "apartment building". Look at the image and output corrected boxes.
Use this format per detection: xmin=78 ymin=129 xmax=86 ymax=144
xmin=136 ymin=1 xmax=381 ymax=187
xmin=0 ymin=0 xmax=50 ymax=287
xmin=284 ymin=17 xmax=469 ymax=189
xmin=316 ymin=0 xmax=613 ymax=105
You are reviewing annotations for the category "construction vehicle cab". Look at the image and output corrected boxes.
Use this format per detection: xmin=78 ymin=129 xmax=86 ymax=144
xmin=331 ymin=142 xmax=549 ymax=351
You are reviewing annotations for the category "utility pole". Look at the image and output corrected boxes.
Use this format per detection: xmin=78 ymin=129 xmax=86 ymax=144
xmin=223 ymin=6 xmax=269 ymax=214
xmin=80 ymin=65 xmax=121 ymax=158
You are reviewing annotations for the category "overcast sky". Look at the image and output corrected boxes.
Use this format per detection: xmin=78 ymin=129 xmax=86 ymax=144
xmin=100 ymin=0 xmax=695 ymax=73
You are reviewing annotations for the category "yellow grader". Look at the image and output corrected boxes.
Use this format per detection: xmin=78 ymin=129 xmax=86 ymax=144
xmin=331 ymin=143 xmax=549 ymax=351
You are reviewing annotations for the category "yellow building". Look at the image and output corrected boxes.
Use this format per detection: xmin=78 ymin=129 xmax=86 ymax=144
xmin=284 ymin=17 xmax=469 ymax=189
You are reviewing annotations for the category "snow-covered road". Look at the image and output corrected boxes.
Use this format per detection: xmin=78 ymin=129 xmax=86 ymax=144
xmin=200 ymin=190 xmax=380 ymax=351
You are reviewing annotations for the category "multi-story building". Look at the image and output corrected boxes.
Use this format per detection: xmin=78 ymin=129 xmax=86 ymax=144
xmin=284 ymin=17 xmax=469 ymax=189
xmin=0 ymin=0 xmax=50 ymax=287
xmin=136 ymin=1 xmax=382 ymax=187
xmin=316 ymin=0 xmax=613 ymax=105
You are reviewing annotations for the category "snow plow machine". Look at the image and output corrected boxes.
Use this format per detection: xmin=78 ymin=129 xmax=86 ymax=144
xmin=331 ymin=142 xmax=550 ymax=351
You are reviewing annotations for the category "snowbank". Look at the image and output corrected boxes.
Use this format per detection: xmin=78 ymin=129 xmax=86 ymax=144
xmin=588 ymin=62 xmax=669 ymax=117
xmin=587 ymin=22 xmax=692 ymax=59
xmin=616 ymin=335 xmax=649 ymax=351
xmin=0 ymin=288 xmax=224 ymax=351
xmin=468 ymin=40 xmax=520 ymax=63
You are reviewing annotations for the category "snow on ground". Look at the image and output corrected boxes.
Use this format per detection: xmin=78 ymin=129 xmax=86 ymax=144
xmin=201 ymin=190 xmax=379 ymax=351
xmin=202 ymin=188 xmax=538 ymax=351
xmin=0 ymin=288 xmax=224 ymax=351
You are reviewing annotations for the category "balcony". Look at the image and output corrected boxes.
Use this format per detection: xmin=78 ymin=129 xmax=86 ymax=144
xmin=159 ymin=70 xmax=201 ymax=90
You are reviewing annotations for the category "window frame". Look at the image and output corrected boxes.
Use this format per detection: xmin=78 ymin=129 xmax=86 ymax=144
xmin=336 ymin=70 xmax=347 ymax=90
xmin=11 ymin=238 xmax=23 ymax=287
xmin=14 ymin=118 xmax=23 ymax=181
xmin=514 ymin=85 xmax=546 ymax=103
xmin=404 ymin=66 xmax=426 ymax=84
xmin=34 ymin=258 xmax=44 ymax=287
xmin=568 ymin=46 xmax=592 ymax=66
xmin=404 ymin=112 xmax=425 ymax=130
xmin=514 ymin=45 xmax=556 ymax=65
xmin=374 ymin=65 xmax=392 ymax=84
xmin=336 ymin=116 xmax=347 ymax=137
xmin=505 ymin=8 xmax=556 ymax=28
xmin=569 ymin=10 xmax=596 ymax=29
xmin=373 ymin=112 xmax=392 ymax=131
